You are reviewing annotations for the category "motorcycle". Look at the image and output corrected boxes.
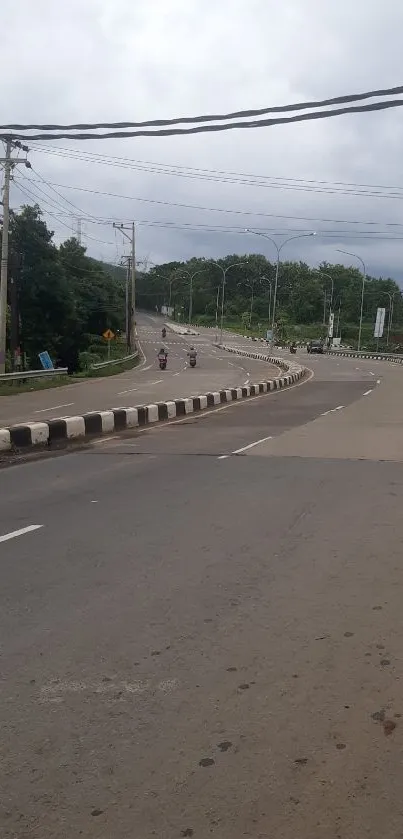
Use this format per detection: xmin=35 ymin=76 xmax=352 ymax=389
xmin=290 ymin=344 xmax=297 ymax=354
xmin=162 ymin=327 xmax=166 ymax=338
xmin=189 ymin=357 xmax=196 ymax=368
xmin=159 ymin=356 xmax=167 ymax=370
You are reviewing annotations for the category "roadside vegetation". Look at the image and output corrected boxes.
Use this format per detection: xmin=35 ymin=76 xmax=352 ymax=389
xmin=5 ymin=205 xmax=127 ymax=374
xmin=137 ymin=255 xmax=403 ymax=351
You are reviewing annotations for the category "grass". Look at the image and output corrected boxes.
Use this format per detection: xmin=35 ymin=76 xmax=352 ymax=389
xmin=0 ymin=354 xmax=140 ymax=397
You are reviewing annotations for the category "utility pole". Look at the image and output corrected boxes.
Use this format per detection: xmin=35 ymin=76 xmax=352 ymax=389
xmin=120 ymin=255 xmax=132 ymax=353
xmin=113 ymin=222 xmax=136 ymax=352
xmin=75 ymin=217 xmax=82 ymax=244
xmin=9 ymin=251 xmax=20 ymax=370
xmin=0 ymin=139 xmax=31 ymax=373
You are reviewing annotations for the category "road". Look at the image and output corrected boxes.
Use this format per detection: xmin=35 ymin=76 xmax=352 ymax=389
xmin=0 ymin=314 xmax=279 ymax=427
xmin=2 ymin=351 xmax=403 ymax=838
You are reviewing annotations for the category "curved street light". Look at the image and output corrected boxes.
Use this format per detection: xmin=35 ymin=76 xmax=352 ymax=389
xmin=245 ymin=230 xmax=316 ymax=344
xmin=210 ymin=260 xmax=248 ymax=343
xmin=175 ymin=267 xmax=207 ymax=323
xmin=259 ymin=275 xmax=273 ymax=325
xmin=336 ymin=249 xmax=366 ymax=351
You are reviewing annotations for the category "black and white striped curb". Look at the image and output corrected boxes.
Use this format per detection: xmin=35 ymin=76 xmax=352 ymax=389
xmin=217 ymin=343 xmax=303 ymax=374
xmin=326 ymin=349 xmax=403 ymax=364
xmin=0 ymin=353 xmax=306 ymax=453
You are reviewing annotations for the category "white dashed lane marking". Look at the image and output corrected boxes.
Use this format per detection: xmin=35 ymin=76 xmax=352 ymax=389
xmin=0 ymin=525 xmax=44 ymax=543
xmin=34 ymin=403 xmax=74 ymax=414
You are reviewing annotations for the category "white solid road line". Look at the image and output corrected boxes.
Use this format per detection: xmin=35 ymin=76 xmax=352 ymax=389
xmin=218 ymin=454 xmax=230 ymax=460
xmin=233 ymin=435 xmax=273 ymax=455
xmin=0 ymin=525 xmax=43 ymax=544
xmin=363 ymin=389 xmax=373 ymax=396
xmin=34 ymin=402 xmax=74 ymax=414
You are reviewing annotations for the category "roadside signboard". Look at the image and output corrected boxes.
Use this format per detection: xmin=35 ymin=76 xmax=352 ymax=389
xmin=102 ymin=328 xmax=115 ymax=361
xmin=328 ymin=312 xmax=335 ymax=338
xmin=374 ymin=307 xmax=386 ymax=338
xmin=38 ymin=350 xmax=54 ymax=370
xmin=102 ymin=329 xmax=115 ymax=340
xmin=266 ymin=329 xmax=273 ymax=342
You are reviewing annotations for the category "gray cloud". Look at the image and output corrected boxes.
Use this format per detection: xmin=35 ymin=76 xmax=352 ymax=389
xmin=2 ymin=0 xmax=403 ymax=281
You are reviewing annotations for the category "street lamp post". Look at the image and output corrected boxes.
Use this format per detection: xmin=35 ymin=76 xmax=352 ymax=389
xmin=313 ymin=269 xmax=334 ymax=342
xmin=260 ymin=275 xmax=273 ymax=325
xmin=336 ymin=249 xmax=366 ymax=351
xmin=239 ymin=276 xmax=260 ymax=327
xmin=214 ymin=284 xmax=220 ymax=335
xmin=245 ymin=230 xmax=316 ymax=344
xmin=386 ymin=290 xmax=403 ymax=345
xmin=314 ymin=270 xmax=334 ymax=315
xmin=210 ymin=261 xmax=248 ymax=343
xmin=175 ymin=268 xmax=206 ymax=323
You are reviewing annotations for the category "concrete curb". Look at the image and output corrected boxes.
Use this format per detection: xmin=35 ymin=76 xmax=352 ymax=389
xmin=0 ymin=351 xmax=306 ymax=453
xmin=326 ymin=350 xmax=403 ymax=364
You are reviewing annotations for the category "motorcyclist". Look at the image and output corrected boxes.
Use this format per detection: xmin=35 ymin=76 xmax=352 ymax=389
xmin=158 ymin=347 xmax=168 ymax=361
xmin=162 ymin=327 xmax=166 ymax=338
xmin=187 ymin=346 xmax=197 ymax=360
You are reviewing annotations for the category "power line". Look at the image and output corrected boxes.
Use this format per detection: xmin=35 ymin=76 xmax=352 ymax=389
xmin=20 ymin=174 xmax=403 ymax=230
xmin=29 ymin=144 xmax=403 ymax=201
xmin=29 ymin=164 xmax=98 ymax=219
xmin=2 ymin=84 xmax=403 ymax=131
xmin=3 ymin=98 xmax=403 ymax=141
xmin=30 ymin=142 xmax=403 ymax=194
xmin=13 ymin=179 xmax=116 ymax=245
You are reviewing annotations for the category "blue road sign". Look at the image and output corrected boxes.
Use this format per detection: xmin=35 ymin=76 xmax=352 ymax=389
xmin=38 ymin=351 xmax=54 ymax=370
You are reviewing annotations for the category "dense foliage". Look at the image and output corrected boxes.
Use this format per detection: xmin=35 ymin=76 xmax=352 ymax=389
xmin=3 ymin=207 xmax=403 ymax=369
xmin=6 ymin=205 xmax=126 ymax=371
xmin=136 ymin=254 xmax=403 ymax=345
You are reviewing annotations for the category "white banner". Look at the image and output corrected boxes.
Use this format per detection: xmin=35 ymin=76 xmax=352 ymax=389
xmin=328 ymin=312 xmax=334 ymax=338
xmin=374 ymin=307 xmax=386 ymax=338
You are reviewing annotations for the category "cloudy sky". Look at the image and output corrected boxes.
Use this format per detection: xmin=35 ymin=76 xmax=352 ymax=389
xmin=2 ymin=0 xmax=403 ymax=280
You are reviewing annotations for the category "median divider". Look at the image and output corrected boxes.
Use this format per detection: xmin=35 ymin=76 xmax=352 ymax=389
xmin=326 ymin=349 xmax=403 ymax=364
xmin=0 ymin=349 xmax=306 ymax=455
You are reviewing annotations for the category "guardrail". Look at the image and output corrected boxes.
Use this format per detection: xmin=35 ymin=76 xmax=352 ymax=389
xmin=0 ymin=368 xmax=68 ymax=382
xmin=90 ymin=351 xmax=138 ymax=371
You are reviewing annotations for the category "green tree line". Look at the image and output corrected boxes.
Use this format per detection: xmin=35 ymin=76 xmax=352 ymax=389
xmin=136 ymin=253 xmax=403 ymax=346
xmin=3 ymin=208 xmax=403 ymax=367
xmin=4 ymin=205 xmax=126 ymax=371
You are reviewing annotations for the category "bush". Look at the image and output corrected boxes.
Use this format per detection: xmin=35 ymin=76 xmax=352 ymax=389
xmin=78 ymin=351 xmax=102 ymax=371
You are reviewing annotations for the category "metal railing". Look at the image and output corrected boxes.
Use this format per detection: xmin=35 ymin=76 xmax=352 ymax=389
xmin=90 ymin=351 xmax=138 ymax=371
xmin=0 ymin=367 xmax=68 ymax=382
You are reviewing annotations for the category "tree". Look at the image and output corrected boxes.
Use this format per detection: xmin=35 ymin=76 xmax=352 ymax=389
xmin=10 ymin=205 xmax=75 ymax=367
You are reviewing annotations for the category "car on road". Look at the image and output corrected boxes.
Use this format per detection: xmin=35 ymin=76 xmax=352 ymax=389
xmin=307 ymin=339 xmax=324 ymax=354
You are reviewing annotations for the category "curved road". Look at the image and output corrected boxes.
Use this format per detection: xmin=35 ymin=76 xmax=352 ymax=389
xmin=2 ymin=350 xmax=403 ymax=838
xmin=0 ymin=313 xmax=279 ymax=426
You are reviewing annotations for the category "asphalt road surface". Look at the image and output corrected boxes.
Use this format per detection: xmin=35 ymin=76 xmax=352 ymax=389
xmin=2 ymin=351 xmax=403 ymax=838
xmin=0 ymin=314 xmax=278 ymax=427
